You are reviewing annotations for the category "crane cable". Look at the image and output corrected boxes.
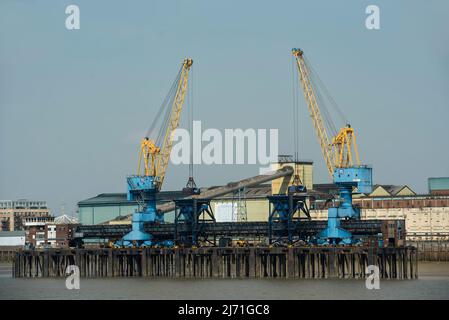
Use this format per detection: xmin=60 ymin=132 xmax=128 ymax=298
xmin=291 ymin=55 xmax=298 ymax=162
xmin=145 ymin=66 xmax=183 ymax=147
xmin=188 ymin=67 xmax=195 ymax=184
xmin=291 ymin=55 xmax=301 ymax=184
xmin=156 ymin=68 xmax=183 ymax=148
xmin=303 ymin=55 xmax=349 ymax=133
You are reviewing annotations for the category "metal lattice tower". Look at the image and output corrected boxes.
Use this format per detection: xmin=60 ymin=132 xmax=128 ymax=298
xmin=232 ymin=187 xmax=247 ymax=222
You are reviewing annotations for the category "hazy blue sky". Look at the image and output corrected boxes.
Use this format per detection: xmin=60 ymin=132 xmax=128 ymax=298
xmin=1 ymin=0 xmax=448 ymax=215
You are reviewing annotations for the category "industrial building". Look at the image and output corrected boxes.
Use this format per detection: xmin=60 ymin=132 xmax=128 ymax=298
xmin=77 ymin=158 xmax=449 ymax=241
xmin=77 ymin=160 xmax=314 ymax=225
xmin=78 ymin=185 xmax=449 ymax=241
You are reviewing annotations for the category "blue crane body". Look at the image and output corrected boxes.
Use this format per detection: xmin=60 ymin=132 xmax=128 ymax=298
xmin=317 ymin=166 xmax=372 ymax=244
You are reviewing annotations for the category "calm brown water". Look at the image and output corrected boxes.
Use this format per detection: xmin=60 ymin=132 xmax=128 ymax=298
xmin=1 ymin=262 xmax=448 ymax=300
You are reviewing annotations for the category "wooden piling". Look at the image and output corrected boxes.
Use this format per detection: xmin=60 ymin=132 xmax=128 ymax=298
xmin=12 ymin=246 xmax=418 ymax=279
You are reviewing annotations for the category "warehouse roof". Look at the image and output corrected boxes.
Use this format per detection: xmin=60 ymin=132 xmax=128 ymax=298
xmin=78 ymin=185 xmax=274 ymax=206
xmin=78 ymin=183 xmax=425 ymax=208
xmin=78 ymin=191 xmax=186 ymax=206
xmin=54 ymin=214 xmax=79 ymax=224
xmin=312 ymin=184 xmax=417 ymax=197
xmin=371 ymin=185 xmax=416 ymax=197
xmin=78 ymin=183 xmax=336 ymax=208
xmin=0 ymin=231 xmax=25 ymax=237
xmin=211 ymin=185 xmax=272 ymax=200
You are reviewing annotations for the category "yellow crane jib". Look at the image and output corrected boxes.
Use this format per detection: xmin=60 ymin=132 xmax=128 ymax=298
xmin=136 ymin=58 xmax=193 ymax=190
xmin=292 ymin=48 xmax=334 ymax=177
xmin=155 ymin=58 xmax=193 ymax=190
xmin=292 ymin=48 xmax=361 ymax=177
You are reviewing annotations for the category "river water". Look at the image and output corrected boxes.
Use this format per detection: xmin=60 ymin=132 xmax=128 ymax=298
xmin=0 ymin=262 xmax=448 ymax=299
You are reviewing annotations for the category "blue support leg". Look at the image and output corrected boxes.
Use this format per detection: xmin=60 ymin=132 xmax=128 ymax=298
xmin=118 ymin=176 xmax=167 ymax=247
xmin=317 ymin=208 xmax=353 ymax=245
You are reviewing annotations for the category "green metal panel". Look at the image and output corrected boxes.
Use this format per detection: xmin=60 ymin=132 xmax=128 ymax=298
xmin=77 ymin=203 xmax=175 ymax=225
xmin=428 ymin=177 xmax=449 ymax=192
xmin=93 ymin=206 xmax=119 ymax=225
xmin=78 ymin=204 xmax=136 ymax=225
xmin=78 ymin=207 xmax=94 ymax=225
xmin=118 ymin=204 xmax=138 ymax=218
xmin=78 ymin=192 xmax=182 ymax=225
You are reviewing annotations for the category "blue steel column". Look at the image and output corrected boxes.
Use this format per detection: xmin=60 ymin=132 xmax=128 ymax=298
xmin=120 ymin=176 xmax=162 ymax=247
xmin=317 ymin=166 xmax=372 ymax=245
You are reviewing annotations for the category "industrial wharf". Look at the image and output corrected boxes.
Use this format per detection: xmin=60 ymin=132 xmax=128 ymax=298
xmin=13 ymin=246 xmax=418 ymax=279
